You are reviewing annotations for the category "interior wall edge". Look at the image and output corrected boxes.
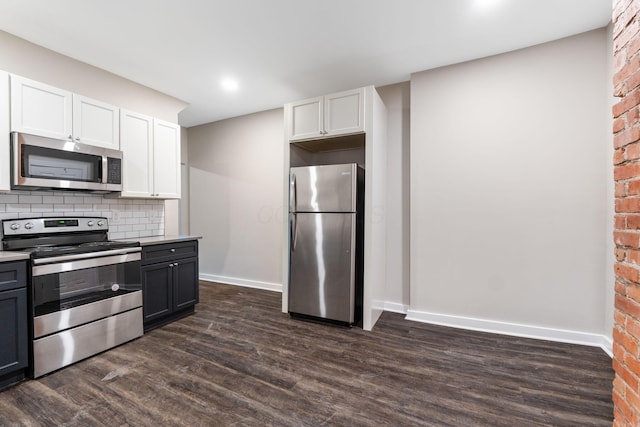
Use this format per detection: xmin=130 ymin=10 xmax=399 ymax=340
xmin=381 ymin=302 xmax=410 ymax=314
xmin=405 ymin=309 xmax=613 ymax=358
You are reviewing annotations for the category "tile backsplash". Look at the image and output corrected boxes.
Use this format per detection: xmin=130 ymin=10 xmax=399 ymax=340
xmin=0 ymin=190 xmax=164 ymax=239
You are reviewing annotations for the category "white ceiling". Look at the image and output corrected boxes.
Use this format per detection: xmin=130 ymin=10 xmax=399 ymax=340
xmin=0 ymin=0 xmax=612 ymax=127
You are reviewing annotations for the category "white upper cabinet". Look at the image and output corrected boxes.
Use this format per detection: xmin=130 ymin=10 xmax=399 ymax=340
xmin=11 ymin=75 xmax=120 ymax=149
xmin=72 ymin=95 xmax=119 ymax=149
xmin=288 ymin=96 xmax=323 ymax=141
xmin=324 ymin=88 xmax=365 ymax=137
xmin=0 ymin=70 xmax=10 ymax=192
xmin=120 ymin=110 xmax=181 ymax=199
xmin=120 ymin=110 xmax=153 ymax=198
xmin=152 ymin=119 xmax=181 ymax=199
xmin=287 ymin=87 xmax=364 ymax=141
xmin=10 ymin=75 xmax=73 ymax=140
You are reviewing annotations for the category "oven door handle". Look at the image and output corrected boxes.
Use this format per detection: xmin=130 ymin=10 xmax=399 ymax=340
xmin=32 ymin=251 xmax=141 ymax=277
xmin=31 ymin=247 xmax=142 ymax=266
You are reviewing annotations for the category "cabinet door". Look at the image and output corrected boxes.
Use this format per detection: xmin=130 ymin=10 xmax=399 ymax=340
xmin=120 ymin=110 xmax=153 ymax=198
xmin=173 ymin=257 xmax=199 ymax=311
xmin=288 ymin=96 xmax=324 ymax=141
xmin=0 ymin=288 xmax=27 ymax=377
xmin=72 ymin=95 xmax=120 ymax=149
xmin=10 ymin=75 xmax=73 ymax=140
xmin=153 ymin=119 xmax=181 ymax=199
xmin=141 ymin=262 xmax=173 ymax=323
xmin=0 ymin=70 xmax=9 ymax=192
xmin=324 ymin=88 xmax=364 ymax=137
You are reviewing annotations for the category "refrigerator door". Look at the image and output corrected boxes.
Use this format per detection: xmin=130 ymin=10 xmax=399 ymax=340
xmin=289 ymin=212 xmax=356 ymax=323
xmin=290 ymin=164 xmax=357 ymax=213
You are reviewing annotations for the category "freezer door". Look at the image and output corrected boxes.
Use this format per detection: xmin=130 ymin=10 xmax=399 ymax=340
xmin=290 ymin=164 xmax=357 ymax=213
xmin=289 ymin=212 xmax=356 ymax=323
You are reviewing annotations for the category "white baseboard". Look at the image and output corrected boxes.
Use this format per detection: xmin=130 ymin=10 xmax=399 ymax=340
xmin=382 ymin=301 xmax=410 ymax=314
xmin=199 ymin=274 xmax=282 ymax=293
xmin=601 ymin=335 xmax=613 ymax=358
xmin=405 ymin=309 xmax=613 ymax=357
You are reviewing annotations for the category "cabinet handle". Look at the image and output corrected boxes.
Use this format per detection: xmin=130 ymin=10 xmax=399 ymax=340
xmin=75 ymin=137 xmax=80 ymax=141
xmin=169 ymin=263 xmax=174 ymax=267
xmin=170 ymin=248 xmax=176 ymax=252
xmin=174 ymin=262 xmax=179 ymax=266
xmin=68 ymin=135 xmax=73 ymax=140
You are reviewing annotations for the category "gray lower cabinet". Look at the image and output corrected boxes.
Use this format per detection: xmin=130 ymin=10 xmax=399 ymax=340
xmin=141 ymin=240 xmax=199 ymax=331
xmin=0 ymin=261 xmax=28 ymax=390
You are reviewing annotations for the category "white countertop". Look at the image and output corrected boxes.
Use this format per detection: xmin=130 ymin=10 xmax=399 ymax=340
xmin=0 ymin=251 xmax=31 ymax=262
xmin=115 ymin=235 xmax=202 ymax=246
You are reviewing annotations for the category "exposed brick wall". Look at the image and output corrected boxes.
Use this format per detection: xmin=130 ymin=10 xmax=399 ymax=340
xmin=614 ymin=0 xmax=640 ymax=425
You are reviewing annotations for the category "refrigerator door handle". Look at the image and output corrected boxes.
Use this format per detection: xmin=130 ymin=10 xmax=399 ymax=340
xmin=290 ymin=213 xmax=298 ymax=250
xmin=289 ymin=173 xmax=297 ymax=212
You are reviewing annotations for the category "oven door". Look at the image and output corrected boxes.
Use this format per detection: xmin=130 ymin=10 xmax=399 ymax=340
xmin=31 ymin=249 xmax=141 ymax=321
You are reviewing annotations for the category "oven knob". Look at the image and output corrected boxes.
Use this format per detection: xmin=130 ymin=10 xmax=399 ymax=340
xmin=10 ymin=223 xmax=19 ymax=230
xmin=24 ymin=222 xmax=33 ymax=230
xmin=87 ymin=220 xmax=94 ymax=227
xmin=97 ymin=220 xmax=105 ymax=227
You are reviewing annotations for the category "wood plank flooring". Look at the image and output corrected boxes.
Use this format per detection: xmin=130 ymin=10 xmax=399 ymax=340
xmin=0 ymin=282 xmax=613 ymax=426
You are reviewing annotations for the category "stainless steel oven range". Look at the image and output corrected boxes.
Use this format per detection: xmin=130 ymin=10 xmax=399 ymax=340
xmin=1 ymin=217 xmax=143 ymax=378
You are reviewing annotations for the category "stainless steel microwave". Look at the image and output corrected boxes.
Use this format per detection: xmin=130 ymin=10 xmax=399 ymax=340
xmin=11 ymin=132 xmax=123 ymax=193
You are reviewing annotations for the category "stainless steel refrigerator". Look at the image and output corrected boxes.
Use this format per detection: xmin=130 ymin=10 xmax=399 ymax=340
xmin=288 ymin=163 xmax=364 ymax=326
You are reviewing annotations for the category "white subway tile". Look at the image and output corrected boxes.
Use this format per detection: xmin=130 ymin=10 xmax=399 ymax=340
xmin=0 ymin=195 xmax=19 ymax=203
xmin=43 ymin=196 xmax=64 ymax=204
xmin=31 ymin=204 xmax=54 ymax=213
xmin=54 ymin=204 xmax=74 ymax=212
xmin=7 ymin=204 xmax=30 ymax=213
xmin=18 ymin=195 xmax=42 ymax=204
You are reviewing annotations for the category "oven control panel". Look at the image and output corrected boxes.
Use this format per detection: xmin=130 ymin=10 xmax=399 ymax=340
xmin=2 ymin=217 xmax=109 ymax=236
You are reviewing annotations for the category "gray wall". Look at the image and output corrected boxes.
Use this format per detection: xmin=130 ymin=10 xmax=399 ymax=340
xmin=188 ymin=109 xmax=285 ymax=290
xmin=0 ymin=30 xmax=186 ymax=122
xmin=409 ymin=29 xmax=611 ymax=340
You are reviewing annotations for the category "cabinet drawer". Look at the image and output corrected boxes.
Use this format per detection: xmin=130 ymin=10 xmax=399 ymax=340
xmin=0 ymin=261 xmax=27 ymax=292
xmin=141 ymin=240 xmax=198 ymax=265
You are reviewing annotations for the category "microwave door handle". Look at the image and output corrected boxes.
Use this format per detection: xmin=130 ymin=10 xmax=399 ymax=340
xmin=102 ymin=156 xmax=108 ymax=183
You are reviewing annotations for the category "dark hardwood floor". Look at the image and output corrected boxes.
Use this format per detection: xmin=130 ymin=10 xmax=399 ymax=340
xmin=0 ymin=282 xmax=613 ymax=426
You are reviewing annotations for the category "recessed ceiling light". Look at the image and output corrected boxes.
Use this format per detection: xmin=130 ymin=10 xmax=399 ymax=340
xmin=221 ymin=77 xmax=239 ymax=92
xmin=474 ymin=0 xmax=502 ymax=9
